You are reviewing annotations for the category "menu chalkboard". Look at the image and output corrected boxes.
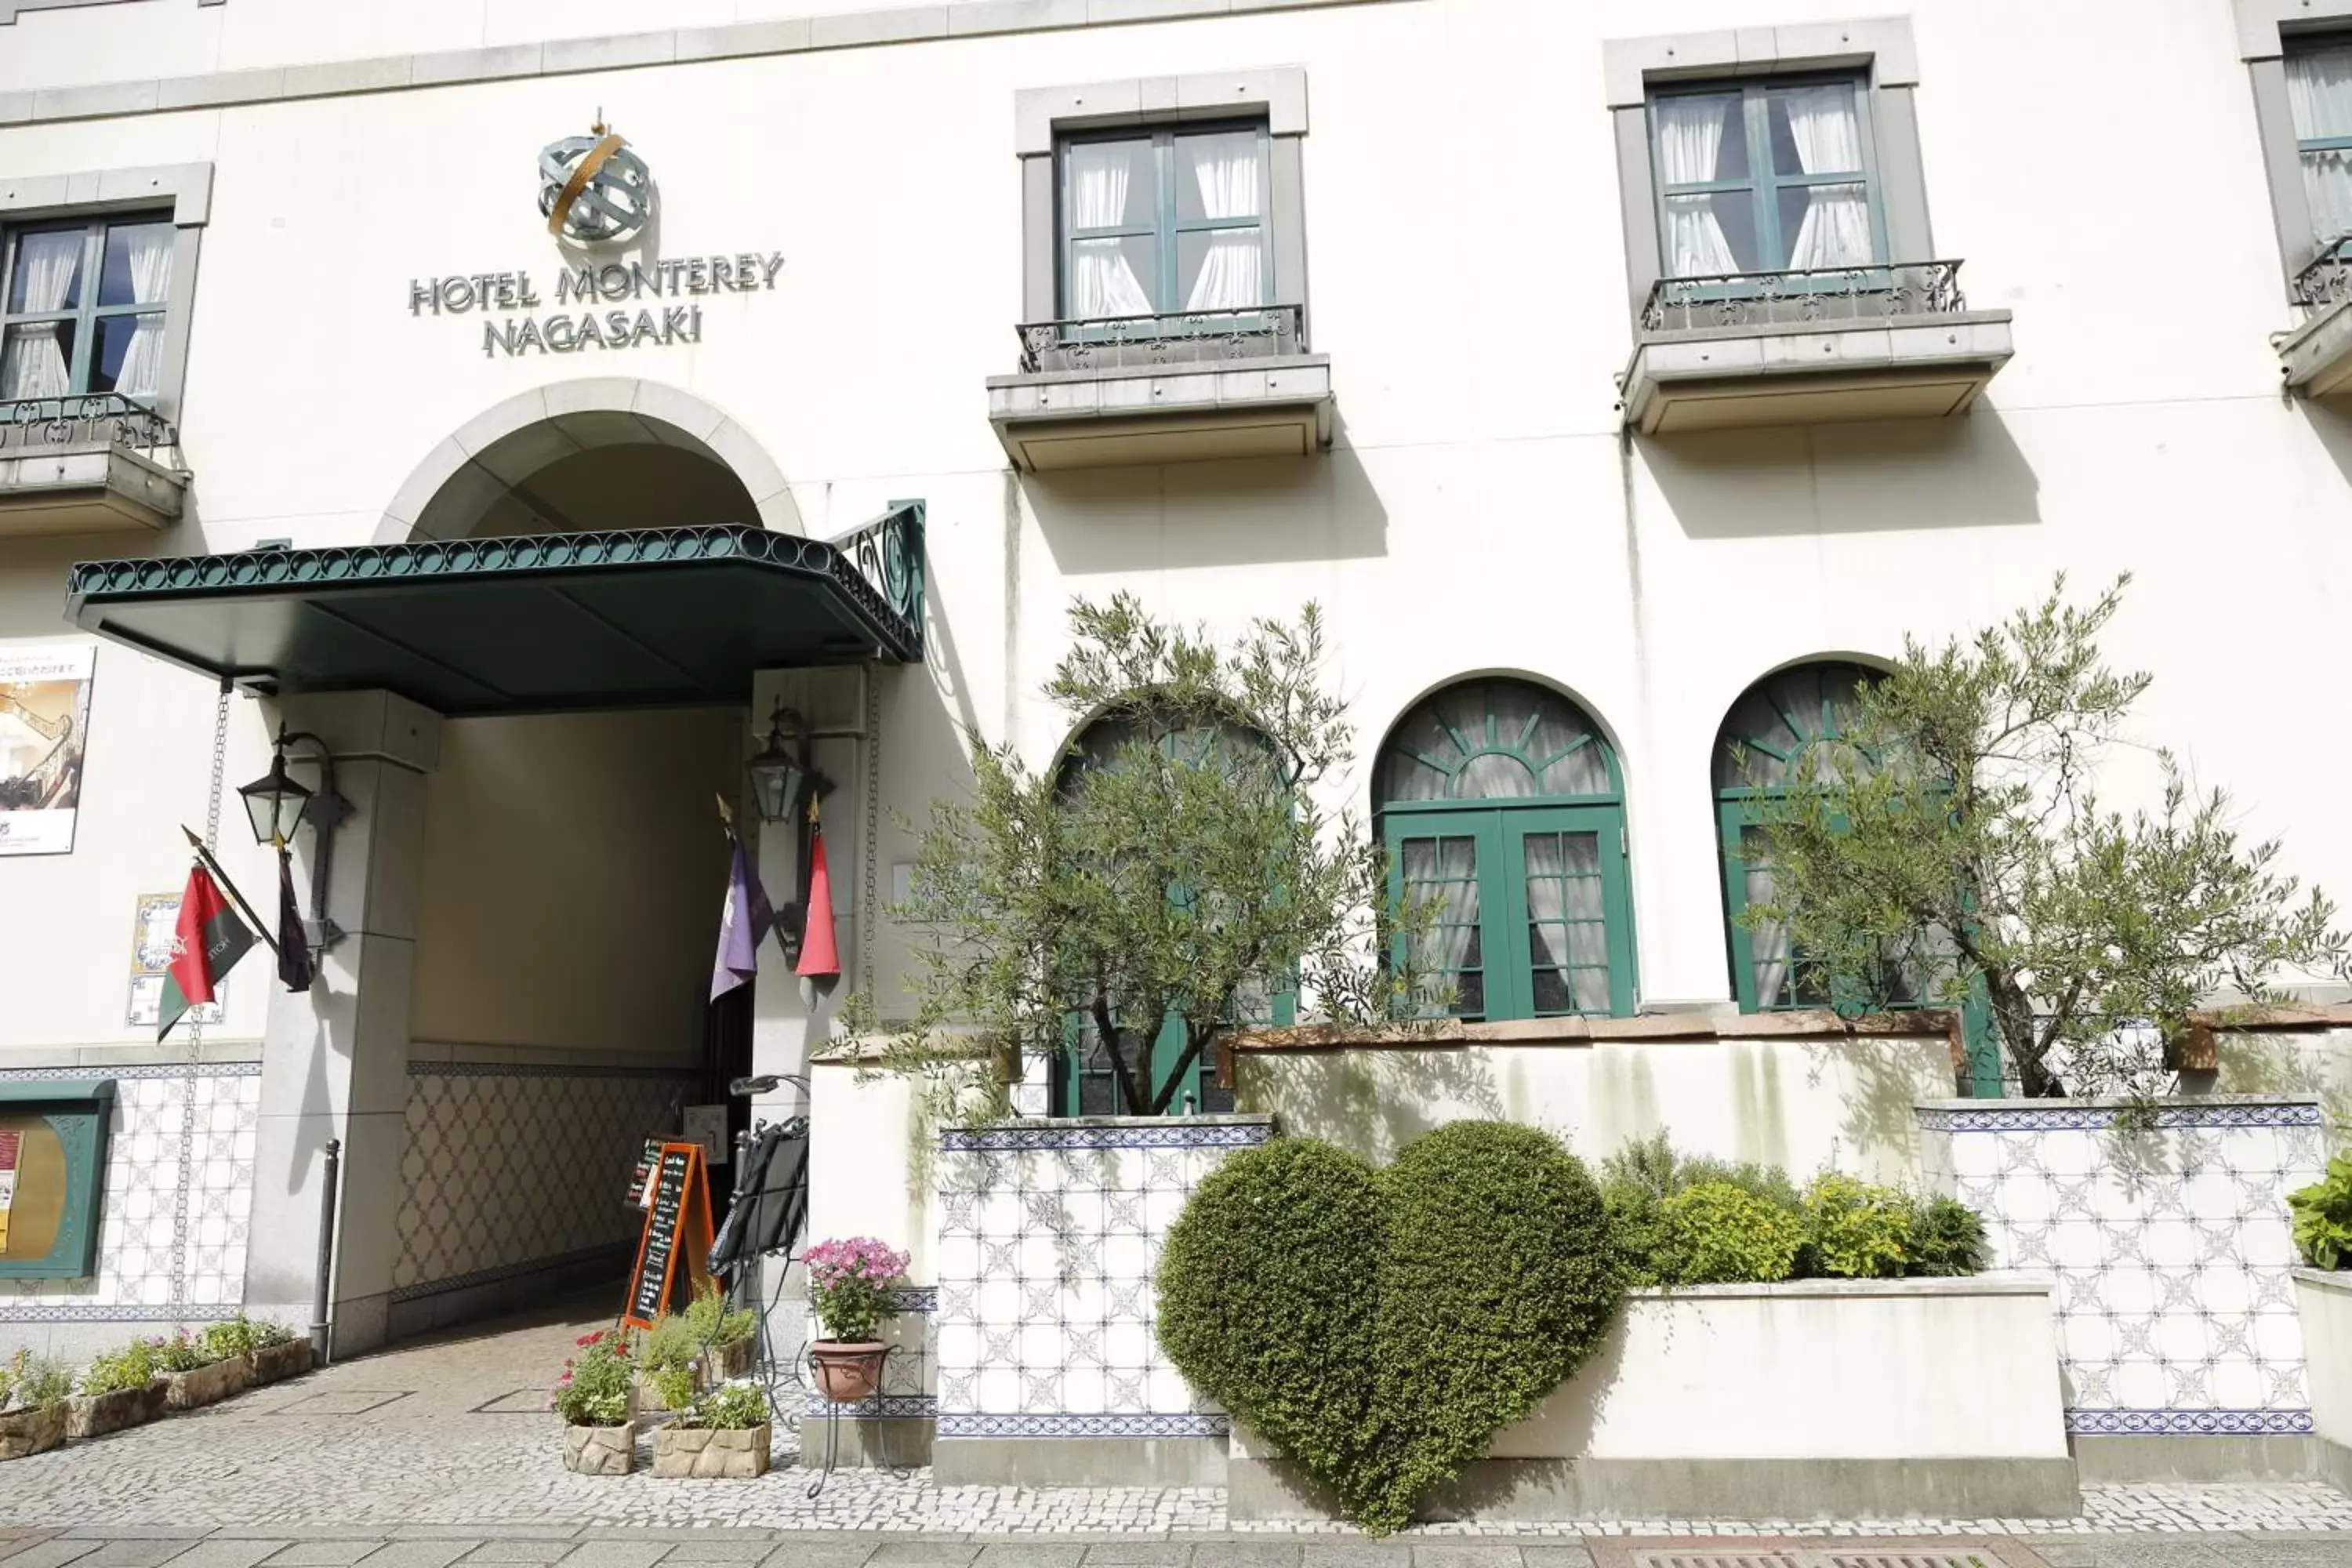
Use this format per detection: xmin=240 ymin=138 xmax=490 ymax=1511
xmin=624 ymin=1140 xmax=714 ymax=1329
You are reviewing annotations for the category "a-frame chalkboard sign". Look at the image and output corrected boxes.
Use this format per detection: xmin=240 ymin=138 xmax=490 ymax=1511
xmin=622 ymin=1141 xmax=716 ymax=1329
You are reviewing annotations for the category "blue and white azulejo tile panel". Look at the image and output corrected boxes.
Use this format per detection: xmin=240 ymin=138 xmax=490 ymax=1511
xmin=932 ymin=1116 xmax=1272 ymax=1439
xmin=1915 ymin=1097 xmax=2324 ymax=1437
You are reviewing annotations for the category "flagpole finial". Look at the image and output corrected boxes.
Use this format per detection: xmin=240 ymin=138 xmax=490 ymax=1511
xmin=808 ymin=793 xmax=821 ymax=826
xmin=714 ymin=793 xmax=735 ymax=830
xmin=181 ymin=824 xmax=204 ymax=850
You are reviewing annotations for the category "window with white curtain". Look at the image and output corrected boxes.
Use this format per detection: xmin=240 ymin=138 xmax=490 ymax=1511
xmin=1648 ymin=77 xmax=1883 ymax=280
xmin=1057 ymin=123 xmax=1271 ymax=319
xmin=0 ymin=215 xmax=172 ymax=403
xmin=2288 ymin=38 xmax=2352 ymax=252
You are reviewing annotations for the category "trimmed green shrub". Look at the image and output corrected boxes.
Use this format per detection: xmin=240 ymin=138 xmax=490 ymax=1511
xmin=1659 ymin=1181 xmax=1803 ymax=1284
xmin=1364 ymin=1121 xmax=1619 ymax=1534
xmin=1907 ymin=1194 xmax=1991 ymax=1277
xmin=1801 ymin=1174 xmax=1912 ymax=1279
xmin=1599 ymin=1131 xmax=1806 ymax=1287
xmin=1157 ymin=1137 xmax=1385 ymax=1521
xmin=2290 ymin=1154 xmax=2352 ymax=1269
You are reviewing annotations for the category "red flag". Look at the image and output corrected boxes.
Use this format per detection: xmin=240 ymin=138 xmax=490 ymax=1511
xmin=795 ymin=827 xmax=840 ymax=978
xmin=159 ymin=862 xmax=255 ymax=1039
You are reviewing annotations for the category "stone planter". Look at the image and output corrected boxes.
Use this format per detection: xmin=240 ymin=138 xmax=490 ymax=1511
xmin=0 ymin=1403 xmax=67 ymax=1461
xmin=699 ymin=1336 xmax=754 ymax=1388
xmin=67 ymin=1379 xmax=168 ymax=1439
xmin=651 ymin=1422 xmax=771 ymax=1479
xmin=163 ymin=1357 xmax=249 ymax=1411
xmin=561 ymin=1420 xmax=637 ymax=1475
xmin=243 ymin=1339 xmax=314 ymax=1386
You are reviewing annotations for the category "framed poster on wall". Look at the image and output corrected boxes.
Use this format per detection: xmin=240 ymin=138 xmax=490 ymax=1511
xmin=0 ymin=642 xmax=96 ymax=858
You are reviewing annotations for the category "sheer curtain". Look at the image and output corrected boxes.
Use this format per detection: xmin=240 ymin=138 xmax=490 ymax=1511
xmin=1067 ymin=144 xmax=1154 ymax=318
xmin=1526 ymin=835 xmax=1611 ymax=1014
xmin=1740 ymin=828 xmax=1791 ymax=1007
xmin=1 ymin=230 xmax=81 ymax=400
xmin=1403 ymin=838 xmax=1482 ymax=1015
xmin=1781 ymin=86 xmax=1873 ymax=270
xmin=1183 ymin=140 xmax=1263 ymax=312
xmin=2291 ymin=47 xmax=2352 ymax=249
xmin=112 ymin=227 xmax=173 ymax=400
xmin=1655 ymin=96 xmax=1739 ymax=278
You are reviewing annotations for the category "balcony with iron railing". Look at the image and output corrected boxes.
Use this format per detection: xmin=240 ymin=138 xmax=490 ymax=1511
xmin=0 ymin=391 xmax=191 ymax=536
xmin=987 ymin=303 xmax=1332 ymax=472
xmin=2278 ymin=236 xmax=2352 ymax=398
xmin=1618 ymin=259 xmax=2015 ymax=435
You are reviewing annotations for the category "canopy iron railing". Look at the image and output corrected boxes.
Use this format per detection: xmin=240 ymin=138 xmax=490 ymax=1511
xmin=1017 ymin=303 xmax=1305 ymax=373
xmin=1640 ymin=260 xmax=1970 ymax=333
xmin=833 ymin=499 xmax=924 ymax=656
xmin=0 ymin=391 xmax=182 ymax=464
xmin=2296 ymin=234 xmax=2352 ymax=310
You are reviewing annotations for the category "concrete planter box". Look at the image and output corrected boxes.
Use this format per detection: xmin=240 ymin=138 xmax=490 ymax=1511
xmin=2296 ymin=1269 xmax=2352 ymax=1490
xmin=1232 ymin=1276 xmax=2078 ymax=1522
xmin=561 ymin=1420 xmax=636 ymax=1475
xmin=0 ymin=1402 xmax=67 ymax=1461
xmin=651 ymin=1423 xmax=771 ymax=1479
xmin=67 ymin=1379 xmax=168 ymax=1439
xmin=242 ymin=1339 xmax=314 ymax=1386
xmin=163 ymin=1358 xmax=249 ymax=1411
xmin=699 ymin=1336 xmax=754 ymax=1388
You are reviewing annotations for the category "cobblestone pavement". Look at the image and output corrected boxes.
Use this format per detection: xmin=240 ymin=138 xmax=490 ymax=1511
xmin=4 ymin=1301 xmax=2352 ymax=1555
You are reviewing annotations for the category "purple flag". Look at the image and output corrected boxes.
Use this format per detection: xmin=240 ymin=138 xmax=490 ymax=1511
xmin=710 ymin=834 xmax=775 ymax=1000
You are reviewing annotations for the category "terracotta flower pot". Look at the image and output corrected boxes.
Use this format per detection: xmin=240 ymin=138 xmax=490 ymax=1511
xmin=651 ymin=1421 xmax=771 ymax=1478
xmin=0 ymin=1403 xmax=67 ymax=1461
xmin=809 ymin=1341 xmax=887 ymax=1403
xmin=561 ymin=1419 xmax=637 ymax=1475
xmin=67 ymin=1379 xmax=167 ymax=1439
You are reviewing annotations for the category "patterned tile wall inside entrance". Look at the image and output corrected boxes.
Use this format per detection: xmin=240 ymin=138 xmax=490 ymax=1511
xmin=1916 ymin=1097 xmax=2324 ymax=1436
xmin=393 ymin=1062 xmax=700 ymax=1301
xmin=931 ymin=1116 xmax=1271 ymax=1439
xmin=0 ymin=1062 xmax=259 ymax=1325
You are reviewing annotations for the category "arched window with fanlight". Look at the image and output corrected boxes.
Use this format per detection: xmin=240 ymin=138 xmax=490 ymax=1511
xmin=1375 ymin=679 xmax=1635 ymax=1022
xmin=1049 ymin=709 xmax=1295 ymax=1116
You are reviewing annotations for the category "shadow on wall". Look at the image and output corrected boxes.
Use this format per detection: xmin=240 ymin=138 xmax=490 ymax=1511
xmin=1643 ymin=410 xmax=2042 ymax=537
xmin=2216 ymin=1029 xmax=2352 ymax=1146
xmin=1029 ymin=427 xmax=1388 ymax=576
xmin=1235 ymin=1046 xmax=1505 ymax=1166
xmin=1802 ymin=1032 xmax=1965 ymax=1178
xmin=2292 ymin=398 xmax=2352 ymax=495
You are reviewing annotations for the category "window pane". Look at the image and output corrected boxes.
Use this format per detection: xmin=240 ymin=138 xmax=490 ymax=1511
xmin=1663 ymin=191 xmax=1758 ymax=275
xmin=1524 ymin=831 xmax=1610 ymax=1015
xmin=1175 ymin=131 xmax=1262 ymax=221
xmin=1176 ymin=226 xmax=1265 ymax=313
xmin=2290 ymin=45 xmax=2352 ymax=141
xmin=5 ymin=229 xmax=83 ymax=315
xmin=99 ymin=222 xmax=172 ymax=307
xmin=1402 ymin=833 xmax=1483 ymax=1018
xmin=93 ymin=313 xmax=164 ymax=397
xmin=0 ymin=319 xmax=76 ymax=399
xmin=1068 ymin=234 xmax=1157 ymax=318
xmin=1769 ymin=83 xmax=1863 ymax=178
xmin=1459 ymin=750 xmax=1538 ymax=798
xmin=2306 ymin=150 xmax=2352 ymax=249
xmin=1064 ymin=139 xmax=1155 ymax=230
xmin=1777 ymin=182 xmax=1873 ymax=270
xmin=1654 ymin=93 xmax=1744 ymax=185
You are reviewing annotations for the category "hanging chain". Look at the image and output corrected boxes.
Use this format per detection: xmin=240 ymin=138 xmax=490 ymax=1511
xmin=201 ymin=679 xmax=230 ymax=851
xmin=861 ymin=666 xmax=880 ymax=1000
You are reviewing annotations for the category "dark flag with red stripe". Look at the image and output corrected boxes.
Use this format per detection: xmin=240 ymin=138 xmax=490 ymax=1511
xmin=158 ymin=862 xmax=255 ymax=1040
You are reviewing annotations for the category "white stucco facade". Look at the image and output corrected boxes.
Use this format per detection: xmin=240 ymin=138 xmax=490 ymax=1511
xmin=2 ymin=0 xmax=2351 ymax=1356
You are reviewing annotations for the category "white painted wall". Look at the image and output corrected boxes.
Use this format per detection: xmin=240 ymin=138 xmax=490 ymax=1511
xmin=2300 ymin=1271 xmax=2352 ymax=1454
xmin=2 ymin=0 xmax=2350 ymax=1072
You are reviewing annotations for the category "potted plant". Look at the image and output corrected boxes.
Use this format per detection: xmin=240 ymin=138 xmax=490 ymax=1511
xmin=650 ymin=1382 xmax=771 ymax=1478
xmin=804 ymin=1236 xmax=909 ymax=1403
xmin=67 ymin=1340 xmax=167 ymax=1438
xmin=156 ymin=1327 xmax=249 ymax=1410
xmin=201 ymin=1315 xmax=313 ymax=1386
xmin=684 ymin=1281 xmax=759 ymax=1388
xmin=555 ymin=1327 xmax=636 ymax=1475
xmin=0 ymin=1349 xmax=72 ymax=1461
xmin=634 ymin=1312 xmax=699 ymax=1416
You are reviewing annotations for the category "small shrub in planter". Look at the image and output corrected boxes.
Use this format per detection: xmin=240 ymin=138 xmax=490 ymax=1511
xmin=1905 ymin=1194 xmax=1990 ymax=1277
xmin=202 ymin=1315 xmax=312 ymax=1385
xmin=68 ymin=1340 xmax=167 ymax=1438
xmin=682 ymin=1281 xmax=758 ymax=1387
xmin=154 ymin=1328 xmax=249 ymax=1410
xmin=2290 ymin=1155 xmax=2352 ymax=1269
xmin=554 ymin=1328 xmax=635 ymax=1475
xmin=651 ymin=1383 xmax=771 ymax=1478
xmin=0 ymin=1350 xmax=74 ymax=1461
xmin=635 ymin=1314 xmax=698 ymax=1414
xmin=1801 ymin=1173 xmax=1915 ymax=1280
xmin=805 ymin=1237 xmax=909 ymax=1403
xmin=1659 ymin=1181 xmax=1805 ymax=1285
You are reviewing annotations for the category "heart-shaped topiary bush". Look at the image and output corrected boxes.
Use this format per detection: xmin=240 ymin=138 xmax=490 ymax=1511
xmin=1158 ymin=1121 xmax=1621 ymax=1534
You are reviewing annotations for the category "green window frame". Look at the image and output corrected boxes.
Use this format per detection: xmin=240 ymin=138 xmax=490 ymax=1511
xmin=1376 ymin=680 xmax=1636 ymax=1023
xmin=1646 ymin=73 xmax=1888 ymax=281
xmin=0 ymin=213 xmax=174 ymax=402
xmin=1055 ymin=120 xmax=1273 ymax=318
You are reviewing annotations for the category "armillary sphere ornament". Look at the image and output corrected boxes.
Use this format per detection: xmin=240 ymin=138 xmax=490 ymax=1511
xmin=538 ymin=117 xmax=653 ymax=245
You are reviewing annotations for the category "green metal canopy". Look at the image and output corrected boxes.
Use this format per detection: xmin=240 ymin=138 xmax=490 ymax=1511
xmin=64 ymin=508 xmax=924 ymax=716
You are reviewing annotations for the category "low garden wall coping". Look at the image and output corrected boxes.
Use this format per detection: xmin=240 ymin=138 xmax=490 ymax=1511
xmin=1629 ymin=1273 xmax=2056 ymax=1302
xmin=2299 ymin=1268 xmax=2352 ymax=1298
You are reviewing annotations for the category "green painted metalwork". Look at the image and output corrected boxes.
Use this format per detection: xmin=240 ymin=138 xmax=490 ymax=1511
xmin=62 ymin=509 xmax=925 ymax=716
xmin=0 ymin=1078 xmax=114 ymax=1281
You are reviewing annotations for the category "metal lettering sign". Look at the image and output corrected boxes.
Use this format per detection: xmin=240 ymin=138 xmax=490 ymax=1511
xmin=406 ymin=253 xmax=785 ymax=358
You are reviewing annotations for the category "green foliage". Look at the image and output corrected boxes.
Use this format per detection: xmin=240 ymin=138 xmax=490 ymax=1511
xmin=1599 ymin=1131 xmax=1803 ymax=1286
xmin=1659 ymin=1181 xmax=1805 ymax=1286
xmin=554 ymin=1328 xmax=633 ymax=1427
xmin=641 ymin=1312 xmax=699 ymax=1374
xmin=679 ymin=1382 xmax=770 ymax=1431
xmin=79 ymin=1338 xmax=158 ymax=1397
xmin=2289 ymin=1154 xmax=2352 ymax=1269
xmin=199 ymin=1314 xmax=293 ymax=1363
xmin=1738 ymin=575 xmax=2349 ymax=1099
xmin=644 ymin=1365 xmax=698 ymax=1412
xmin=851 ymin=596 xmax=1436 ymax=1119
xmin=2 ymin=1348 xmax=73 ymax=1411
xmin=1802 ymin=1173 xmax=1913 ymax=1279
xmin=1907 ymin=1194 xmax=1991 ymax=1277
xmin=682 ymin=1280 xmax=757 ymax=1348
xmin=152 ymin=1329 xmax=222 ymax=1373
xmin=1156 ymin=1125 xmax=1621 ymax=1535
